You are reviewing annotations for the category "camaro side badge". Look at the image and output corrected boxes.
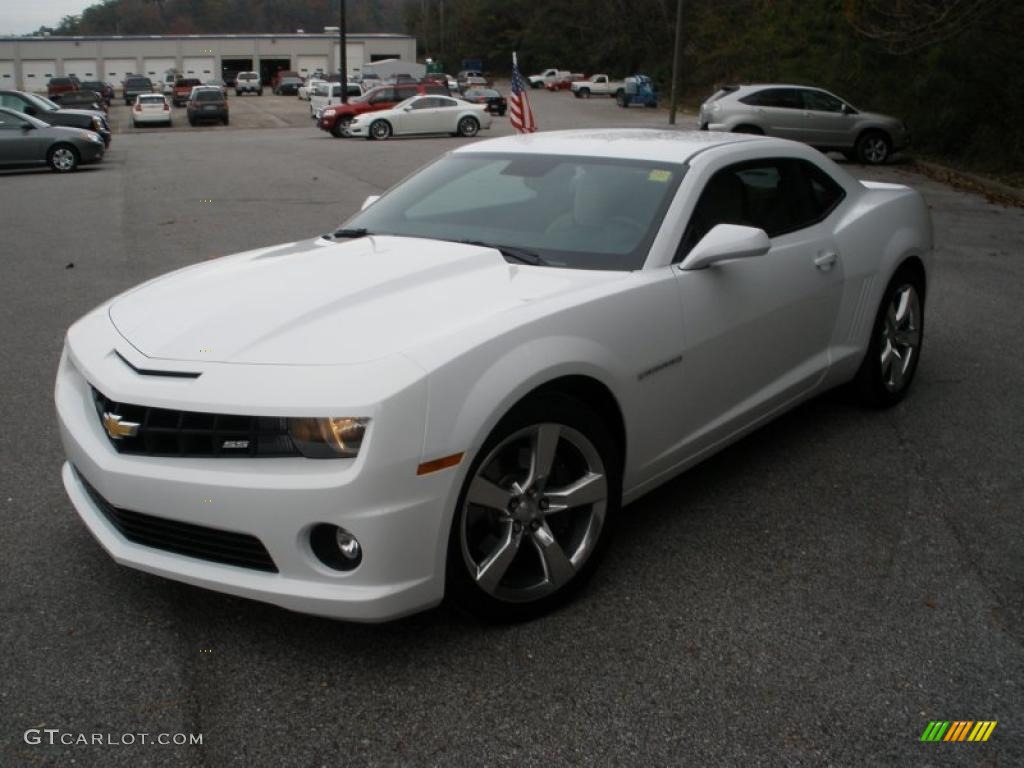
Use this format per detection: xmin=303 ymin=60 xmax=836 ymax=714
xmin=637 ymin=355 xmax=683 ymax=382
xmin=102 ymin=413 xmax=140 ymax=440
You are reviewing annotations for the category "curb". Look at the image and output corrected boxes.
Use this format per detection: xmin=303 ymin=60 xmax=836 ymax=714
xmin=912 ymin=160 xmax=1024 ymax=207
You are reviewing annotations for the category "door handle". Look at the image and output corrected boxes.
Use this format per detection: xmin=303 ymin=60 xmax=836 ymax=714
xmin=814 ymin=251 xmax=838 ymax=271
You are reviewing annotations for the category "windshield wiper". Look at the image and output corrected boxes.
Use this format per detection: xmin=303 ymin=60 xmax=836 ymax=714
xmin=454 ymin=240 xmax=550 ymax=267
xmin=332 ymin=227 xmax=371 ymax=238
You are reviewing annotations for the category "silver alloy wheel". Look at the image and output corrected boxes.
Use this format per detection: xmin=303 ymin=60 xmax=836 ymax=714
xmin=458 ymin=117 xmax=478 ymax=137
xmin=460 ymin=423 xmax=608 ymax=603
xmin=879 ymin=283 xmax=921 ymax=392
xmin=862 ymin=136 xmax=889 ymax=164
xmin=51 ymin=147 xmax=76 ymax=171
xmin=370 ymin=120 xmax=390 ymax=139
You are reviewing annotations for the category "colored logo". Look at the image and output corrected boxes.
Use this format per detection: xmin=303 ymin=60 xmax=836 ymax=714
xmin=101 ymin=412 xmax=140 ymax=440
xmin=920 ymin=721 xmax=997 ymax=742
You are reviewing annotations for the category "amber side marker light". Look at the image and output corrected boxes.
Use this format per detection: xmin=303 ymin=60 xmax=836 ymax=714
xmin=416 ymin=452 xmax=464 ymax=476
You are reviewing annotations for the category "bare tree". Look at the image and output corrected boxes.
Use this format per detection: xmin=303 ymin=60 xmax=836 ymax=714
xmin=844 ymin=0 xmax=1007 ymax=54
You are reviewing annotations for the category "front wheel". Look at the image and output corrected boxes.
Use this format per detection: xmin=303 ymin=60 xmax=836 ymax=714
xmin=446 ymin=393 xmax=620 ymax=622
xmin=578 ymin=88 xmax=590 ymax=99
xmin=853 ymin=269 xmax=925 ymax=407
xmin=369 ymin=120 xmax=391 ymax=140
xmin=616 ymin=93 xmax=627 ymax=107
xmin=457 ymin=116 xmax=479 ymax=137
xmin=48 ymin=144 xmax=79 ymax=172
xmin=856 ymin=131 xmax=892 ymax=165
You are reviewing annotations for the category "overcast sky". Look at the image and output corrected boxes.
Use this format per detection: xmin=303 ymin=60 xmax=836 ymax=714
xmin=1 ymin=1 xmax=91 ymax=35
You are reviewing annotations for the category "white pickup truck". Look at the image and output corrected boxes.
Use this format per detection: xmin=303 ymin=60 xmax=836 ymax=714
xmin=571 ymin=74 xmax=626 ymax=99
xmin=528 ymin=68 xmax=570 ymax=89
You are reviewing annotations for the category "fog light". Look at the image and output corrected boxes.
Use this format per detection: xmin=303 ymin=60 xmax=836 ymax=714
xmin=336 ymin=529 xmax=361 ymax=560
xmin=310 ymin=524 xmax=362 ymax=571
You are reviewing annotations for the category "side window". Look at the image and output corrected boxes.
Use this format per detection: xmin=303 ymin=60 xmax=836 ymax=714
xmin=802 ymin=89 xmax=844 ymax=113
xmin=739 ymin=88 xmax=801 ymax=109
xmin=396 ymin=87 xmax=417 ymax=100
xmin=0 ymin=112 xmax=25 ymax=129
xmin=677 ymin=159 xmax=847 ymax=259
xmin=408 ymin=98 xmax=432 ymax=110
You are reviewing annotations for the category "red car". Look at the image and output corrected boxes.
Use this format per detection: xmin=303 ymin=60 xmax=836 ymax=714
xmin=317 ymin=82 xmax=449 ymax=138
xmin=47 ymin=76 xmax=79 ymax=99
xmin=172 ymin=78 xmax=201 ymax=107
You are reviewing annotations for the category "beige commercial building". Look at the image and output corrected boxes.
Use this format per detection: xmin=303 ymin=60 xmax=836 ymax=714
xmin=0 ymin=32 xmax=417 ymax=91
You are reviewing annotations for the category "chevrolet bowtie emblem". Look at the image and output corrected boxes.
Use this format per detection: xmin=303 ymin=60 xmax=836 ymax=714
xmin=102 ymin=412 xmax=140 ymax=440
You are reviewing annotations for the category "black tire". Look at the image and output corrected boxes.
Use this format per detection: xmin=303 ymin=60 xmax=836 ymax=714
xmin=257 ymin=89 xmax=263 ymax=96
xmin=369 ymin=119 xmax=391 ymax=140
xmin=47 ymin=143 xmax=79 ymax=173
xmin=853 ymin=266 xmax=925 ymax=407
xmin=235 ymin=90 xmax=241 ymax=97
xmin=732 ymin=124 xmax=764 ymax=135
xmin=446 ymin=392 xmax=621 ymax=622
xmin=222 ymin=115 xmax=229 ymax=126
xmin=330 ymin=116 xmax=352 ymax=138
xmin=456 ymin=116 xmax=479 ymax=137
xmin=856 ymin=130 xmax=892 ymax=165
xmin=578 ymin=88 xmax=590 ymax=99
xmin=616 ymin=93 xmax=627 ymax=107
xmin=188 ymin=117 xmax=196 ymax=126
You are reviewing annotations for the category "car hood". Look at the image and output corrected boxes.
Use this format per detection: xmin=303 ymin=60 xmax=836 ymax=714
xmin=108 ymin=235 xmax=621 ymax=366
xmin=46 ymin=107 xmax=106 ymax=122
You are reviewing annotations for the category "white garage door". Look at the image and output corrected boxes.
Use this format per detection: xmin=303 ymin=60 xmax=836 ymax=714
xmin=296 ymin=55 xmax=328 ymax=78
xmin=63 ymin=58 xmax=98 ymax=79
xmin=182 ymin=57 xmax=215 ymax=78
xmin=143 ymin=57 xmax=177 ymax=79
xmin=332 ymin=43 xmax=365 ymax=77
xmin=0 ymin=60 xmax=14 ymax=88
xmin=21 ymin=60 xmax=57 ymax=91
xmin=103 ymin=58 xmax=138 ymax=81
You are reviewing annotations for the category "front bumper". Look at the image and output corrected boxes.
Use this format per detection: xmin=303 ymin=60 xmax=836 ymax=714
xmin=54 ymin=329 xmax=456 ymax=622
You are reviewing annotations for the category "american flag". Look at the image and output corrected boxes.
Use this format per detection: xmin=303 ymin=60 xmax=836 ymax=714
xmin=509 ymin=52 xmax=537 ymax=133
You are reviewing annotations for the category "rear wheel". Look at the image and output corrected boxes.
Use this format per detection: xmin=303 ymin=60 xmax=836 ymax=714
xmin=853 ymin=267 xmax=925 ymax=407
xmin=369 ymin=120 xmax=391 ymax=140
xmin=457 ymin=116 xmax=480 ymax=137
xmin=48 ymin=144 xmax=79 ymax=173
xmin=446 ymin=393 xmax=620 ymax=622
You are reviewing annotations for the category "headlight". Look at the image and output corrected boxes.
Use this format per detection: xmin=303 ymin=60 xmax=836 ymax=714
xmin=288 ymin=417 xmax=370 ymax=459
xmin=79 ymin=131 xmax=101 ymax=142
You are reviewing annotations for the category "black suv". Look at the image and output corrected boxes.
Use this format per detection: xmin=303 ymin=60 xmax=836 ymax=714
xmin=186 ymin=88 xmax=229 ymax=126
xmin=122 ymin=76 xmax=153 ymax=105
xmin=0 ymin=90 xmax=111 ymax=147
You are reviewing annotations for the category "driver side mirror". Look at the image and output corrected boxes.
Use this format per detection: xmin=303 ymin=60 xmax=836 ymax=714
xmin=361 ymin=195 xmax=381 ymax=211
xmin=679 ymin=224 xmax=771 ymax=271
xmin=841 ymin=103 xmax=854 ymax=115
xmin=21 ymin=122 xmax=35 ymax=131
xmin=402 ymin=105 xmax=413 ymax=111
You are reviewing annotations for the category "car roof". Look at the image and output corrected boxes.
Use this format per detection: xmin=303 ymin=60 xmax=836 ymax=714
xmin=454 ymin=129 xmax=776 ymax=163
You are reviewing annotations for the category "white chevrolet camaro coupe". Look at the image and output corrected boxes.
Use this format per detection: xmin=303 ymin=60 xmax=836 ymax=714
xmin=56 ymin=130 xmax=931 ymax=622
xmin=345 ymin=94 xmax=492 ymax=139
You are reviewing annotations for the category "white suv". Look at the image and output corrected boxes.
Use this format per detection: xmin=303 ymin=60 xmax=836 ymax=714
xmin=235 ymin=72 xmax=262 ymax=96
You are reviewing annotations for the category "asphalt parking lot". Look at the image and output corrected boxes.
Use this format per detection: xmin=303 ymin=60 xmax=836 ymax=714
xmin=2 ymin=88 xmax=1022 ymax=767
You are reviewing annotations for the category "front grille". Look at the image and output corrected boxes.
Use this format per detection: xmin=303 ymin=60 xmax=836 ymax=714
xmin=75 ymin=467 xmax=278 ymax=572
xmin=91 ymin=387 xmax=300 ymax=458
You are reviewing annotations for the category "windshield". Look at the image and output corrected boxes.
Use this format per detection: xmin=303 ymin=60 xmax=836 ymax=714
xmin=25 ymin=93 xmax=59 ymax=112
xmin=194 ymin=90 xmax=223 ymax=102
xmin=341 ymin=152 xmax=685 ymax=271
